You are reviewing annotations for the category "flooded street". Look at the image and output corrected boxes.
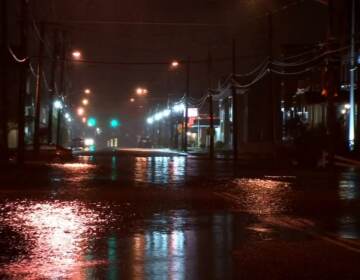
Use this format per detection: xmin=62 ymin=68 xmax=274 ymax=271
xmin=1 ymin=156 xmax=360 ymax=279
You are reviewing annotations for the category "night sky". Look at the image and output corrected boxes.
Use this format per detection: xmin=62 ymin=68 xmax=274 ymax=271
xmin=30 ymin=0 xmax=328 ymax=137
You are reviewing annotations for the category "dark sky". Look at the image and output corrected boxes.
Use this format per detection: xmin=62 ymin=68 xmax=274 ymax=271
xmin=31 ymin=0 xmax=328 ymax=132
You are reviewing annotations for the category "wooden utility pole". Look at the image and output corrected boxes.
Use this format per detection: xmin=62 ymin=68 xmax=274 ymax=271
xmin=268 ymin=13 xmax=278 ymax=145
xmin=208 ymin=52 xmax=215 ymax=159
xmin=17 ymin=0 xmax=29 ymax=164
xmin=232 ymin=39 xmax=238 ymax=160
xmin=56 ymin=30 xmax=67 ymax=147
xmin=1 ymin=0 xmax=9 ymax=161
xmin=33 ymin=22 xmax=45 ymax=154
xmin=183 ymin=57 xmax=190 ymax=152
xmin=48 ymin=29 xmax=59 ymax=144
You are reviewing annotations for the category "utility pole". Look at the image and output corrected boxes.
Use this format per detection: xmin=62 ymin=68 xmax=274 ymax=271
xmin=326 ymin=0 xmax=337 ymax=166
xmin=348 ymin=0 xmax=356 ymax=150
xmin=232 ymin=39 xmax=238 ymax=160
xmin=48 ymin=29 xmax=59 ymax=144
xmin=17 ymin=0 xmax=29 ymax=164
xmin=183 ymin=57 xmax=190 ymax=152
xmin=56 ymin=30 xmax=66 ymax=147
xmin=208 ymin=52 xmax=215 ymax=159
xmin=268 ymin=13 xmax=278 ymax=145
xmin=33 ymin=22 xmax=45 ymax=154
xmin=1 ymin=0 xmax=9 ymax=162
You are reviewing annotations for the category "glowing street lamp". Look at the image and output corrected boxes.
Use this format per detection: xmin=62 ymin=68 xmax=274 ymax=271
xmin=77 ymin=107 xmax=85 ymax=116
xmin=84 ymin=88 xmax=91 ymax=94
xmin=171 ymin=60 xmax=180 ymax=68
xmin=136 ymin=87 xmax=148 ymax=96
xmin=53 ymin=99 xmax=63 ymax=109
xmin=147 ymin=117 xmax=154 ymax=125
xmin=130 ymin=98 xmax=135 ymax=103
xmin=82 ymin=98 xmax=89 ymax=106
xmin=82 ymin=117 xmax=87 ymax=123
xmin=72 ymin=50 xmax=81 ymax=59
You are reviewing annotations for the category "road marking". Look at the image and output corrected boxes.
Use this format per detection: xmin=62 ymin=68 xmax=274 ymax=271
xmin=215 ymin=191 xmax=360 ymax=254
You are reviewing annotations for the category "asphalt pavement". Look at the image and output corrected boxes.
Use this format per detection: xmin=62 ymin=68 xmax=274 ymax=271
xmin=0 ymin=155 xmax=359 ymax=279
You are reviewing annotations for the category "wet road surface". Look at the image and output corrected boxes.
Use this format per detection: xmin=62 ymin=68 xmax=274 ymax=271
xmin=0 ymin=156 xmax=360 ymax=279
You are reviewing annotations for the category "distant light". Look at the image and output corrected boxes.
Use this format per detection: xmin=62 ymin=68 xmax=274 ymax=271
xmin=147 ymin=117 xmax=154 ymax=124
xmin=87 ymin=117 xmax=96 ymax=127
xmin=110 ymin=119 xmax=120 ymax=128
xmin=136 ymin=87 xmax=148 ymax=96
xmin=84 ymin=138 xmax=95 ymax=146
xmin=72 ymin=50 xmax=81 ymax=59
xmin=172 ymin=103 xmax=185 ymax=113
xmin=64 ymin=113 xmax=70 ymax=119
xmin=82 ymin=98 xmax=89 ymax=106
xmin=171 ymin=60 xmax=180 ymax=68
xmin=188 ymin=108 xmax=198 ymax=117
xmin=82 ymin=117 xmax=87 ymax=123
xmin=54 ymin=100 xmax=63 ymax=109
xmin=130 ymin=98 xmax=135 ymax=102
xmin=77 ymin=107 xmax=85 ymax=116
xmin=84 ymin=88 xmax=91 ymax=94
xmin=154 ymin=112 xmax=162 ymax=121
xmin=344 ymin=104 xmax=351 ymax=110
xmin=341 ymin=109 xmax=347 ymax=114
xmin=96 ymin=127 xmax=101 ymax=134
xmin=163 ymin=109 xmax=171 ymax=117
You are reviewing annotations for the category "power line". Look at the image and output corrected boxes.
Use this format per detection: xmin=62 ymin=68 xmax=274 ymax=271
xmin=42 ymin=20 xmax=231 ymax=28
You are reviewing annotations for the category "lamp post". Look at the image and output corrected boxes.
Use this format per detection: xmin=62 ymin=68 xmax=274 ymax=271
xmin=170 ymin=59 xmax=190 ymax=152
xmin=54 ymin=99 xmax=63 ymax=147
xmin=184 ymin=57 xmax=190 ymax=152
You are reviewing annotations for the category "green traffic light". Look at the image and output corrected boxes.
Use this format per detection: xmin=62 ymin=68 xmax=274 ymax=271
xmin=87 ymin=117 xmax=97 ymax=127
xmin=110 ymin=119 xmax=120 ymax=128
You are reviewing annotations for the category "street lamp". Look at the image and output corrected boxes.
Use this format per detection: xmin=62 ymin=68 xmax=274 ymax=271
xmin=84 ymin=88 xmax=91 ymax=94
xmin=171 ymin=60 xmax=180 ymax=68
xmin=54 ymin=99 xmax=63 ymax=109
xmin=136 ymin=87 xmax=148 ymax=96
xmin=77 ymin=107 xmax=85 ymax=116
xmin=130 ymin=98 xmax=135 ymax=102
xmin=72 ymin=50 xmax=81 ymax=59
xmin=82 ymin=117 xmax=87 ymax=123
xmin=82 ymin=98 xmax=89 ymax=106
xmin=53 ymin=99 xmax=64 ymax=147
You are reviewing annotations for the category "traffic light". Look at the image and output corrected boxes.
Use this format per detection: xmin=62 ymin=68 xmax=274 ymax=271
xmin=110 ymin=119 xmax=120 ymax=128
xmin=87 ymin=117 xmax=97 ymax=127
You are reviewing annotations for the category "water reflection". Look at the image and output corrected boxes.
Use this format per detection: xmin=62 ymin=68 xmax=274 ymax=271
xmin=134 ymin=157 xmax=186 ymax=185
xmin=231 ymin=178 xmax=291 ymax=215
xmin=337 ymin=215 xmax=360 ymax=239
xmin=0 ymin=200 xmax=106 ymax=279
xmin=128 ymin=211 xmax=233 ymax=280
xmin=338 ymin=171 xmax=360 ymax=201
xmin=0 ymin=199 xmax=234 ymax=279
xmin=49 ymin=162 xmax=96 ymax=185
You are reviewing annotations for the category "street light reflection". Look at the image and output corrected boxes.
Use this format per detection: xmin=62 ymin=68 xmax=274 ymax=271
xmin=0 ymin=200 xmax=106 ymax=279
xmin=134 ymin=157 xmax=186 ymax=185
